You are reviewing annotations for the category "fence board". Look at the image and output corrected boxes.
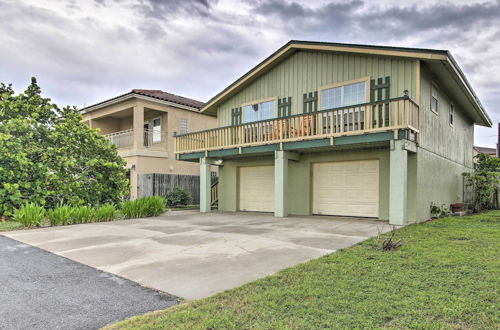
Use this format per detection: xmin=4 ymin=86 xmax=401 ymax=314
xmin=138 ymin=173 xmax=217 ymax=205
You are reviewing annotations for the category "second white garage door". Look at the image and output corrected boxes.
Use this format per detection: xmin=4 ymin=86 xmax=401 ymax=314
xmin=312 ymin=160 xmax=379 ymax=218
xmin=239 ymin=166 xmax=274 ymax=212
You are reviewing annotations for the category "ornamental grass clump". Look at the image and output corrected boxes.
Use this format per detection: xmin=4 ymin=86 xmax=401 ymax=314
xmin=121 ymin=196 xmax=166 ymax=219
xmin=72 ymin=206 xmax=95 ymax=224
xmin=13 ymin=203 xmax=45 ymax=227
xmin=94 ymin=204 xmax=117 ymax=222
xmin=47 ymin=205 xmax=74 ymax=226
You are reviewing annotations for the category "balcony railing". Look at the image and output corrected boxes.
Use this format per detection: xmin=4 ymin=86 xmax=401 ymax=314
xmin=175 ymin=97 xmax=419 ymax=154
xmin=104 ymin=129 xmax=168 ymax=149
xmin=104 ymin=129 xmax=133 ymax=149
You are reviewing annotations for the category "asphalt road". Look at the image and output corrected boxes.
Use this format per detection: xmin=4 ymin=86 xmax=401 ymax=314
xmin=0 ymin=235 xmax=178 ymax=330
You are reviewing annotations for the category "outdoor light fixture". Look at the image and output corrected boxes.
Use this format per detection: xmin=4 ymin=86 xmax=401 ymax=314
xmin=403 ymin=89 xmax=409 ymax=96
xmin=130 ymin=165 xmax=136 ymax=171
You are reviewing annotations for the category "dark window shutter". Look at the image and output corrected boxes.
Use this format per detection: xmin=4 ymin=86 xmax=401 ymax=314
xmin=231 ymin=107 xmax=242 ymax=125
xmin=278 ymin=97 xmax=292 ymax=117
xmin=370 ymin=76 xmax=390 ymax=102
xmin=303 ymin=91 xmax=318 ymax=113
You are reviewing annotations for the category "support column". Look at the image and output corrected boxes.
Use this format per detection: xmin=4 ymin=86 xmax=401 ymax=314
xmin=133 ymin=105 xmax=144 ymax=150
xmin=274 ymin=151 xmax=300 ymax=218
xmin=389 ymin=140 xmax=408 ymax=225
xmin=200 ymin=157 xmax=213 ymax=213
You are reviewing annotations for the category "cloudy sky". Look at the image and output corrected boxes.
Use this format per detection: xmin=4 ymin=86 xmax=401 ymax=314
xmin=1 ymin=0 xmax=499 ymax=147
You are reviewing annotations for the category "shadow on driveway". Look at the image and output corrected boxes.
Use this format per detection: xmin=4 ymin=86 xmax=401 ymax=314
xmin=0 ymin=236 xmax=178 ymax=330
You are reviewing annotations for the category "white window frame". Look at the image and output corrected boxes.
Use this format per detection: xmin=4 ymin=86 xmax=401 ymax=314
xmin=431 ymin=83 xmax=439 ymax=115
xmin=241 ymin=97 xmax=278 ymax=123
xmin=180 ymin=118 xmax=189 ymax=134
xmin=449 ymin=103 xmax=454 ymax=127
xmin=318 ymin=77 xmax=370 ymax=111
xmin=152 ymin=117 xmax=162 ymax=143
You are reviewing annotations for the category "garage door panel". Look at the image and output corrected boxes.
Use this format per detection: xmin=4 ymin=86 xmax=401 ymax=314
xmin=312 ymin=160 xmax=379 ymax=218
xmin=239 ymin=166 xmax=274 ymax=212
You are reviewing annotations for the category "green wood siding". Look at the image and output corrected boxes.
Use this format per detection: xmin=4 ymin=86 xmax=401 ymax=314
xmin=216 ymin=51 xmax=417 ymax=126
xmin=419 ymin=64 xmax=474 ymax=167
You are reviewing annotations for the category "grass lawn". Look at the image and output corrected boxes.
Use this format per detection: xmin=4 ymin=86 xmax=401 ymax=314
xmin=109 ymin=211 xmax=500 ymax=329
xmin=0 ymin=220 xmax=23 ymax=232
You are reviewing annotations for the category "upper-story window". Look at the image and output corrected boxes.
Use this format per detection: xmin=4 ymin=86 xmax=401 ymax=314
xmin=320 ymin=81 xmax=367 ymax=110
xmin=152 ymin=118 xmax=162 ymax=143
xmin=180 ymin=118 xmax=189 ymax=134
xmin=431 ymin=84 xmax=439 ymax=114
xmin=243 ymin=100 xmax=275 ymax=123
xmin=449 ymin=103 xmax=454 ymax=127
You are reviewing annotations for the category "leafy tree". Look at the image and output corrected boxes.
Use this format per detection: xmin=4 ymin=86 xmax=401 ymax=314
xmin=463 ymin=153 xmax=500 ymax=212
xmin=0 ymin=78 xmax=129 ymax=217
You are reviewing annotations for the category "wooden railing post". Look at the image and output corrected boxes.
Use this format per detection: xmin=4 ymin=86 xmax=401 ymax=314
xmin=174 ymin=97 xmax=420 ymax=155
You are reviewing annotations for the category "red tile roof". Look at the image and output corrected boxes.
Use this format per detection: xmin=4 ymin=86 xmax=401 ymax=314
xmin=80 ymin=89 xmax=205 ymax=113
xmin=131 ymin=89 xmax=204 ymax=109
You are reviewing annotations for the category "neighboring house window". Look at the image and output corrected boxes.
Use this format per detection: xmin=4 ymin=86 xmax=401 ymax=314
xmin=320 ymin=81 xmax=366 ymax=110
xmin=152 ymin=118 xmax=161 ymax=143
xmin=180 ymin=118 xmax=189 ymax=134
xmin=431 ymin=84 xmax=439 ymax=113
xmin=243 ymin=100 xmax=275 ymax=123
xmin=449 ymin=103 xmax=454 ymax=127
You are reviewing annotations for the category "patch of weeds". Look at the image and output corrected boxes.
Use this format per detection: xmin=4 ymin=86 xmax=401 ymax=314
xmin=372 ymin=226 xmax=403 ymax=251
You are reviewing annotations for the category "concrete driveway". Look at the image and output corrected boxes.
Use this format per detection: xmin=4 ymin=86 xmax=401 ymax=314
xmin=3 ymin=211 xmax=391 ymax=300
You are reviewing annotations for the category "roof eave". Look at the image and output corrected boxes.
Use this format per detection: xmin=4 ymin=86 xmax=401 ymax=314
xmin=80 ymin=93 xmax=203 ymax=115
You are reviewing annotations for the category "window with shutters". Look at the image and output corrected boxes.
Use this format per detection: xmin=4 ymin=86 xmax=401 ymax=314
xmin=320 ymin=80 xmax=367 ymax=110
xmin=242 ymin=99 xmax=276 ymax=123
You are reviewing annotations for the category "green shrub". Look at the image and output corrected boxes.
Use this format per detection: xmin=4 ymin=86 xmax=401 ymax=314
xmin=0 ymin=78 xmax=129 ymax=218
xmin=121 ymin=196 xmax=166 ymax=219
xmin=166 ymin=186 xmax=192 ymax=207
xmin=13 ymin=203 xmax=45 ymax=227
xmin=47 ymin=205 xmax=74 ymax=226
xmin=94 ymin=204 xmax=117 ymax=222
xmin=72 ymin=206 xmax=95 ymax=224
xmin=142 ymin=196 xmax=166 ymax=216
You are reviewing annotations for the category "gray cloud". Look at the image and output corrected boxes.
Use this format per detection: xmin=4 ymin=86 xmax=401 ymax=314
xmin=134 ymin=0 xmax=215 ymax=19
xmin=0 ymin=0 xmax=498 ymax=146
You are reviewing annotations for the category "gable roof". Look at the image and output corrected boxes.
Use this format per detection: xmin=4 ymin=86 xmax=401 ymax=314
xmin=80 ymin=89 xmax=205 ymax=114
xmin=200 ymin=40 xmax=492 ymax=127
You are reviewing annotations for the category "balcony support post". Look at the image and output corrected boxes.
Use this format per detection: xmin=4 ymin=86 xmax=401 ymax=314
xmin=200 ymin=157 xmax=216 ymax=213
xmin=133 ymin=105 xmax=144 ymax=150
xmin=274 ymin=151 xmax=300 ymax=217
xmin=389 ymin=139 xmax=408 ymax=225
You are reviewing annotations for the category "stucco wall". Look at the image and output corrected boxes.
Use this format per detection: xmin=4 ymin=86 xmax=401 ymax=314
xmin=219 ymin=148 xmax=391 ymax=219
xmin=216 ymin=51 xmax=418 ymax=126
xmin=414 ymin=148 xmax=471 ymax=221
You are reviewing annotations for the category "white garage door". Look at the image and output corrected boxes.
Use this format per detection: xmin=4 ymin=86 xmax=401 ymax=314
xmin=312 ymin=160 xmax=379 ymax=217
xmin=239 ymin=166 xmax=274 ymax=212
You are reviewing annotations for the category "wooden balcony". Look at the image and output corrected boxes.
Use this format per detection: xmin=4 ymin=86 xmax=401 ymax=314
xmin=175 ymin=97 xmax=419 ymax=155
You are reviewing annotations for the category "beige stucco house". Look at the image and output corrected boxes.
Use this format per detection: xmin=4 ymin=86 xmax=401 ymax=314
xmin=81 ymin=89 xmax=217 ymax=199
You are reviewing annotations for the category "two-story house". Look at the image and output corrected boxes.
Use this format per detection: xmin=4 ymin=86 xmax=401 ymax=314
xmin=174 ymin=41 xmax=492 ymax=225
xmin=81 ymin=89 xmax=217 ymax=199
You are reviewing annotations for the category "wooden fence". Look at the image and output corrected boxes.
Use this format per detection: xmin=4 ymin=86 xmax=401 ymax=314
xmin=138 ymin=173 xmax=217 ymax=205
xmin=138 ymin=173 xmax=200 ymax=204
